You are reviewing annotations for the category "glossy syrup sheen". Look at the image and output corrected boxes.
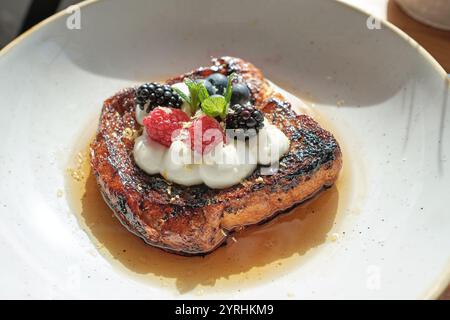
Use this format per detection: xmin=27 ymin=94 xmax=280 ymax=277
xmin=65 ymin=90 xmax=355 ymax=294
xmin=66 ymin=151 xmax=350 ymax=294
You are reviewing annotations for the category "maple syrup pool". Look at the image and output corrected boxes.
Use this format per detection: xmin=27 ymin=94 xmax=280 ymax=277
xmin=65 ymin=104 xmax=355 ymax=295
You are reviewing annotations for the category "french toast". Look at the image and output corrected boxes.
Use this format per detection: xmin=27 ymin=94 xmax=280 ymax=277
xmin=90 ymin=57 xmax=342 ymax=255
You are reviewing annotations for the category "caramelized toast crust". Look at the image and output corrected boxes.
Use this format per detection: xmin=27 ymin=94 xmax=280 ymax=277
xmin=90 ymin=57 xmax=342 ymax=255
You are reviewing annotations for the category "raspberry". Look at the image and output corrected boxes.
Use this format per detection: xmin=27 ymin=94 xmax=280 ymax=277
xmin=188 ymin=115 xmax=226 ymax=154
xmin=143 ymin=107 xmax=189 ymax=147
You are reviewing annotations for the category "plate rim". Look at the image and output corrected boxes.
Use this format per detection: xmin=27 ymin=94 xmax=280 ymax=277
xmin=1 ymin=0 xmax=448 ymax=81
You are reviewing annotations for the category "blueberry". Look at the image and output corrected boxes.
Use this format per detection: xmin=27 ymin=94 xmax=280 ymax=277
xmin=230 ymin=83 xmax=250 ymax=105
xmin=196 ymin=79 xmax=215 ymax=96
xmin=206 ymin=73 xmax=228 ymax=95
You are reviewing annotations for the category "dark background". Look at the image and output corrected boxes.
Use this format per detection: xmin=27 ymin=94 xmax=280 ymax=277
xmin=0 ymin=0 xmax=81 ymax=48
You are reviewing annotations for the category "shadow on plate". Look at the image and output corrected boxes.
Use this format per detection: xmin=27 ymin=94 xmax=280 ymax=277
xmin=386 ymin=0 xmax=450 ymax=72
xmin=58 ymin=0 xmax=422 ymax=108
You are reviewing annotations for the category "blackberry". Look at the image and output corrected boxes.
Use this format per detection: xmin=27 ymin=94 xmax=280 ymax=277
xmin=135 ymin=82 xmax=183 ymax=112
xmin=226 ymin=104 xmax=264 ymax=138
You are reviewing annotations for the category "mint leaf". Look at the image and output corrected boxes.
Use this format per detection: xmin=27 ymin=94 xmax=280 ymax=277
xmin=222 ymin=73 xmax=236 ymax=117
xmin=198 ymin=83 xmax=210 ymax=103
xmin=172 ymin=87 xmax=191 ymax=105
xmin=184 ymin=78 xmax=196 ymax=90
xmin=225 ymin=73 xmax=234 ymax=105
xmin=202 ymin=96 xmax=227 ymax=118
xmin=184 ymin=79 xmax=200 ymax=112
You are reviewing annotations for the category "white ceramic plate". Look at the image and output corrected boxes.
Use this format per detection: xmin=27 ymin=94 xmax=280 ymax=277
xmin=0 ymin=0 xmax=449 ymax=299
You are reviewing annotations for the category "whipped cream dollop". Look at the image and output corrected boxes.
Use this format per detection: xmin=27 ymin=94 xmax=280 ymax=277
xmin=134 ymin=122 xmax=289 ymax=189
xmin=133 ymin=82 xmax=293 ymax=189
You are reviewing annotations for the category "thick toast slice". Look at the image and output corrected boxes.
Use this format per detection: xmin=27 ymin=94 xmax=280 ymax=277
xmin=90 ymin=57 xmax=342 ymax=255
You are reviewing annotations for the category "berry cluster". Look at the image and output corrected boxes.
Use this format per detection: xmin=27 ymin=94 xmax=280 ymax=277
xmin=198 ymin=73 xmax=263 ymax=138
xmin=142 ymin=107 xmax=225 ymax=154
xmin=202 ymin=73 xmax=251 ymax=106
xmin=135 ymin=82 xmax=183 ymax=112
xmin=138 ymin=75 xmax=265 ymax=152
